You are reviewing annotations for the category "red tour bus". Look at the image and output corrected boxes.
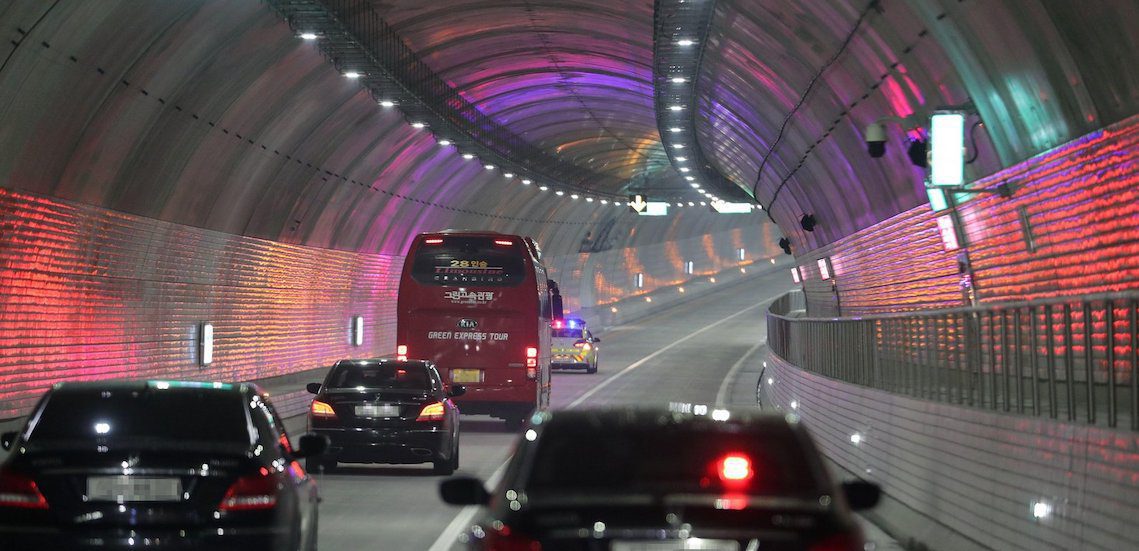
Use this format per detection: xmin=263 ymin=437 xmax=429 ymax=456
xmin=396 ymin=231 xmax=555 ymax=429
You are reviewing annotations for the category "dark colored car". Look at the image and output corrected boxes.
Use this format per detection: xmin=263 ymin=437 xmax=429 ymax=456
xmin=0 ymin=380 xmax=328 ymax=550
xmin=306 ymin=359 xmax=464 ymax=475
xmin=440 ymin=406 xmax=880 ymax=550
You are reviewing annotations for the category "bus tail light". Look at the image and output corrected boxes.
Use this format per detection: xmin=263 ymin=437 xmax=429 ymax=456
xmin=416 ymin=401 xmax=446 ymax=422
xmin=0 ymin=468 xmax=49 ymax=509
xmin=525 ymin=347 xmax=538 ymax=368
xmin=310 ymin=400 xmax=336 ymax=419
xmin=526 ymin=366 xmax=537 ymax=380
xmin=397 ymin=344 xmax=408 ymax=361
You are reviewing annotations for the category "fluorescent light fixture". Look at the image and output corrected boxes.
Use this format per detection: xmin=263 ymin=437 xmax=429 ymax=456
xmin=688 ymin=201 xmax=695 ymax=206
xmin=411 ymin=122 xmax=426 ymax=129
xmin=586 ymin=197 xmax=594 ymax=202
xmin=676 ymin=39 xmax=695 ymax=46
xmin=669 ymin=127 xmax=682 ymax=133
xmin=299 ymin=32 xmax=318 ymax=40
xmin=690 ymin=183 xmax=701 ymax=188
xmin=926 ymin=185 xmax=950 ymax=212
xmin=200 ymin=323 xmax=214 ymax=366
xmin=600 ymin=199 xmax=608 ymax=204
xmin=462 ymin=153 xmax=475 ymax=160
xmin=737 ymin=248 xmax=746 ymax=261
xmin=437 ymin=139 xmax=451 ymax=146
xmin=635 ymin=273 xmax=645 ymax=288
xmin=503 ymin=173 xmax=513 ymax=178
xmin=850 ymin=433 xmax=862 ymax=444
xmin=672 ymin=144 xmax=685 ymax=149
xmin=936 ymin=214 xmax=960 ymax=251
xmin=685 ymin=260 xmax=694 ymax=274
xmin=791 ymin=267 xmax=801 ymax=283
xmin=1032 ymin=501 xmax=1052 ymax=520
xmin=679 ymin=167 xmax=690 ymax=172
xmin=671 ymin=77 xmax=687 ymax=83
xmin=700 ymin=201 xmax=706 ymax=206
xmin=344 ymin=71 xmax=361 ymax=79
xmin=669 ymin=105 xmax=684 ymax=111
xmin=484 ymin=164 xmax=495 ymax=170
xmin=379 ymin=100 xmax=395 ymax=107
xmin=521 ymin=179 xmax=532 ymax=185
xmin=555 ymin=190 xmax=565 ymax=196
xmin=929 ymin=111 xmax=966 ymax=186
xmin=352 ymin=316 xmax=364 ymax=346
xmin=818 ymin=258 xmax=831 ymax=280
xmin=539 ymin=185 xmax=548 ymax=191
xmin=685 ymin=176 xmax=696 ymax=181
xmin=571 ymin=194 xmax=579 ymax=199
xmin=95 ymin=422 xmax=111 ymax=434
xmin=675 ymin=156 xmax=687 ymax=162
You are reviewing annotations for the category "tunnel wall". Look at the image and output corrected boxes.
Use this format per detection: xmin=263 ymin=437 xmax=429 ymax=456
xmin=765 ymin=353 xmax=1139 ymax=551
xmin=0 ymin=185 xmax=770 ymax=419
xmin=797 ymin=114 xmax=1139 ymax=316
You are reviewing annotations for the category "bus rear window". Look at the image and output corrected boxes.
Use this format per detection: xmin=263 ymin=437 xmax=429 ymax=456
xmin=411 ymin=236 xmax=526 ymax=286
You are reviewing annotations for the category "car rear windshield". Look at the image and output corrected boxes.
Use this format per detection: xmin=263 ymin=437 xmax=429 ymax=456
xmin=326 ymin=363 xmax=431 ymax=391
xmin=410 ymin=236 xmax=526 ymax=287
xmin=552 ymin=328 xmax=584 ymax=339
xmin=28 ymin=389 xmax=250 ymax=447
xmin=525 ymin=424 xmax=823 ymax=497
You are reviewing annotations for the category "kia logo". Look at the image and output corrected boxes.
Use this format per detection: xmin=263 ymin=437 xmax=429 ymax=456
xmin=457 ymin=319 xmax=478 ymax=329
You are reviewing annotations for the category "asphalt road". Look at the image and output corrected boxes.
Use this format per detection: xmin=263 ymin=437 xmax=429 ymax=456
xmin=312 ymin=270 xmax=798 ymax=550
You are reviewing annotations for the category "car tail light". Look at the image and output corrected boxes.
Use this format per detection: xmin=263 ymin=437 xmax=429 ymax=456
xmin=310 ymin=400 xmax=336 ymax=419
xmin=416 ymin=401 xmax=446 ymax=422
xmin=573 ymin=341 xmax=591 ymax=351
xmin=218 ymin=468 xmax=279 ymax=511
xmin=0 ymin=468 xmax=49 ymax=509
xmin=425 ymin=238 xmax=443 ymax=244
xmin=484 ymin=523 xmax=541 ymax=550
xmin=494 ymin=240 xmax=514 ymax=246
xmin=396 ymin=344 xmax=408 ymax=361
xmin=716 ymin=453 xmax=753 ymax=487
xmin=808 ymin=532 xmax=865 ymax=551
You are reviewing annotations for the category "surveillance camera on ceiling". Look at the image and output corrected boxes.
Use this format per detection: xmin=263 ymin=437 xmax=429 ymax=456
xmin=865 ymin=122 xmax=887 ymax=158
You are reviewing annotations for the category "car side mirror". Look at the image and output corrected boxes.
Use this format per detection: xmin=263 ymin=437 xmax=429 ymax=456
xmin=448 ymin=385 xmax=467 ymax=398
xmin=841 ymin=480 xmax=881 ymax=510
xmin=306 ymin=383 xmax=322 ymax=395
xmin=591 ymin=337 xmax=601 ymax=343
xmin=439 ymin=476 xmax=490 ymax=506
xmin=1 ymin=431 xmax=17 ymax=451
xmin=293 ymin=433 xmax=330 ymax=459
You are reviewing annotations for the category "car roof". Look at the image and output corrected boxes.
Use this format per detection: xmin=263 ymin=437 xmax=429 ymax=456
xmin=533 ymin=406 xmax=805 ymax=433
xmin=333 ymin=358 xmax=434 ymax=368
xmin=49 ymin=380 xmax=261 ymax=395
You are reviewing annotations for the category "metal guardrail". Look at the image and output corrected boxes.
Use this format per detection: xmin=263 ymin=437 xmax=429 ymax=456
xmin=767 ymin=290 xmax=1139 ymax=430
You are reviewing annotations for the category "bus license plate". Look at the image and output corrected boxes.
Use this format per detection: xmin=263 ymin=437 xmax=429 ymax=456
xmin=87 ymin=476 xmax=181 ymax=502
xmin=452 ymin=369 xmax=483 ymax=383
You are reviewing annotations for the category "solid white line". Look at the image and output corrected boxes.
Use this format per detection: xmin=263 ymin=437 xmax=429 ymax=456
xmin=715 ymin=339 xmax=765 ymax=407
xmin=568 ymin=296 xmax=776 ymax=410
xmin=427 ymin=461 xmax=511 ymax=551
xmin=429 ymin=294 xmax=778 ymax=550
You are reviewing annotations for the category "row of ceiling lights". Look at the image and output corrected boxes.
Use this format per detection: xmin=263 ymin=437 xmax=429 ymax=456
xmin=662 ymin=34 xmax=724 ymax=205
xmin=300 ymin=32 xmax=737 ymax=212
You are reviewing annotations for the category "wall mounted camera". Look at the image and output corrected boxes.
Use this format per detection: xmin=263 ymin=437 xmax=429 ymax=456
xmin=799 ymin=214 xmax=816 ymax=232
xmin=865 ymin=122 xmax=888 ymax=158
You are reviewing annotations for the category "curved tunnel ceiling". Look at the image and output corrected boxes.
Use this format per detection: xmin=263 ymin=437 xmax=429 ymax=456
xmin=1 ymin=0 xmax=1137 ymax=259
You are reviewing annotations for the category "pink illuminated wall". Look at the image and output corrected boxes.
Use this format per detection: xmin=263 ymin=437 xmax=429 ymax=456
xmin=798 ymin=113 xmax=1139 ymax=316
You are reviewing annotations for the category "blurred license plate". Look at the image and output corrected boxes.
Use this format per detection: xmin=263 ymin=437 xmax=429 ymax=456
xmin=355 ymin=404 xmax=400 ymax=417
xmin=611 ymin=540 xmax=739 ymax=551
xmin=87 ymin=476 xmax=181 ymax=502
xmin=452 ymin=369 xmax=482 ymax=383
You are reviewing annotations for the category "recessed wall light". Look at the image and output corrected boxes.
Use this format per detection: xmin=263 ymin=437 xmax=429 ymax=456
xmin=675 ymin=156 xmax=687 ymax=162
xmin=379 ymin=100 xmax=395 ymax=107
xmin=669 ymin=127 xmax=682 ymax=132
xmin=344 ymin=71 xmax=361 ymax=79
xmin=676 ymin=39 xmax=695 ymax=46
xmin=411 ymin=122 xmax=426 ymax=129
xmin=671 ymin=77 xmax=687 ymax=84
xmin=437 ymin=139 xmax=451 ymax=146
xmin=669 ymin=105 xmax=684 ymax=111
xmin=462 ymin=153 xmax=475 ymax=160
xmin=300 ymin=32 xmax=318 ymax=40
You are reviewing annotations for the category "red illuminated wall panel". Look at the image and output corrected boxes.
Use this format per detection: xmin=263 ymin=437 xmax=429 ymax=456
xmin=0 ymin=187 xmax=400 ymax=419
xmin=802 ymin=113 xmax=1139 ymax=316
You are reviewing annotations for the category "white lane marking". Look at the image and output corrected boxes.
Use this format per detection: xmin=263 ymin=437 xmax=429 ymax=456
xmin=715 ymin=339 xmax=765 ymax=407
xmin=429 ymin=294 xmax=779 ymax=550
xmin=569 ymin=295 xmax=778 ymax=410
xmin=427 ymin=461 xmax=510 ymax=551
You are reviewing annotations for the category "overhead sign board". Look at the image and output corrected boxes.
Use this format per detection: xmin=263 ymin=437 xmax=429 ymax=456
xmin=628 ymin=194 xmax=668 ymax=216
xmin=710 ymin=201 xmax=754 ymax=214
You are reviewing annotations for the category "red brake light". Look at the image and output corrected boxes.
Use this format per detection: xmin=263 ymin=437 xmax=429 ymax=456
xmin=219 ymin=469 xmax=279 ymax=511
xmin=526 ymin=347 xmax=538 ymax=358
xmin=553 ymin=320 xmax=563 ymax=329
xmin=0 ymin=468 xmax=49 ymax=509
xmin=396 ymin=344 xmax=408 ymax=361
xmin=425 ymin=238 xmax=443 ymax=244
xmin=717 ymin=453 xmax=753 ymax=483
xmin=416 ymin=401 xmax=446 ymax=422
xmin=310 ymin=400 xmax=336 ymax=418
xmin=494 ymin=239 xmax=514 ymax=246
xmin=808 ymin=532 xmax=865 ymax=551
xmin=483 ymin=523 xmax=541 ymax=550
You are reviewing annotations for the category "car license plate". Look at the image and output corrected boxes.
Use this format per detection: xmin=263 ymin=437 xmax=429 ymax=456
xmin=355 ymin=404 xmax=400 ymax=417
xmin=452 ymin=368 xmax=483 ymax=383
xmin=611 ymin=540 xmax=739 ymax=551
xmin=86 ymin=476 xmax=181 ymax=502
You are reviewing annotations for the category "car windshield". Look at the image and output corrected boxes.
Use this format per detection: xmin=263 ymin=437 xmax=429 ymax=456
xmin=327 ymin=363 xmax=431 ymax=391
xmin=28 ymin=388 xmax=250 ymax=448
xmin=524 ymin=423 xmax=823 ymax=498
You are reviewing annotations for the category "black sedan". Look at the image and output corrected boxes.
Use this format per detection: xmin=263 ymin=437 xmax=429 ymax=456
xmin=441 ymin=406 xmax=880 ymax=550
xmin=306 ymin=359 xmax=464 ymax=475
xmin=0 ymin=380 xmax=327 ymax=550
